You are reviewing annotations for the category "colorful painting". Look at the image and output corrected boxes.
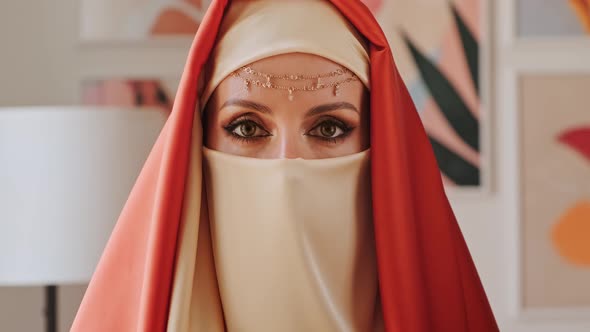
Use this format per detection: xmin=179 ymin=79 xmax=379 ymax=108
xmin=80 ymin=0 xmax=210 ymax=41
xmin=82 ymin=78 xmax=178 ymax=113
xmin=521 ymin=75 xmax=590 ymax=307
xmin=518 ymin=0 xmax=590 ymax=37
xmin=368 ymin=0 xmax=484 ymax=186
xmin=80 ymin=0 xmax=486 ymax=186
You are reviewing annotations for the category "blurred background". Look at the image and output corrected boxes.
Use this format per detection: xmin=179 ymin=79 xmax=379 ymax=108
xmin=0 ymin=0 xmax=589 ymax=331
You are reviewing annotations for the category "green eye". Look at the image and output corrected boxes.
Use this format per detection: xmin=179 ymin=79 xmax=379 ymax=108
xmin=224 ymin=118 xmax=270 ymax=140
xmin=235 ymin=122 xmax=258 ymax=137
xmin=308 ymin=120 xmax=348 ymax=139
xmin=319 ymin=123 xmax=339 ymax=138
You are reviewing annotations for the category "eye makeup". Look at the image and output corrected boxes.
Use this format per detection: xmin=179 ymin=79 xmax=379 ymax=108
xmin=306 ymin=116 xmax=355 ymax=144
xmin=222 ymin=113 xmax=272 ymax=143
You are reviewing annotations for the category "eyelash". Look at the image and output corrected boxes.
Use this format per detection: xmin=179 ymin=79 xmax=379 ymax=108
xmin=223 ymin=115 xmax=270 ymax=143
xmin=306 ymin=117 xmax=354 ymax=144
xmin=222 ymin=115 xmax=355 ymax=144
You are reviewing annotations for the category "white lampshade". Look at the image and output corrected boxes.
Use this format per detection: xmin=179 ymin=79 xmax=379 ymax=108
xmin=0 ymin=107 xmax=167 ymax=285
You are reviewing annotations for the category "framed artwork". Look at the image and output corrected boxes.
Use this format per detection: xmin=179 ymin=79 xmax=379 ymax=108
xmin=80 ymin=0 xmax=211 ymax=41
xmin=81 ymin=78 xmax=179 ymax=113
xmin=79 ymin=0 xmax=491 ymax=188
xmin=517 ymin=0 xmax=590 ymax=37
xmin=369 ymin=0 xmax=490 ymax=188
xmin=520 ymin=74 xmax=590 ymax=309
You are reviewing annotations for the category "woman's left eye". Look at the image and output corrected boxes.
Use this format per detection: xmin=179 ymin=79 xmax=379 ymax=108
xmin=307 ymin=120 xmax=350 ymax=140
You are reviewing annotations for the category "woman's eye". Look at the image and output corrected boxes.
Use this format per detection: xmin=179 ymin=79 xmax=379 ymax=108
xmin=235 ymin=122 xmax=256 ymax=137
xmin=308 ymin=121 xmax=347 ymax=139
xmin=227 ymin=120 xmax=269 ymax=138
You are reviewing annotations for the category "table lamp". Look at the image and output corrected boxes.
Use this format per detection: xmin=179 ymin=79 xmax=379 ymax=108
xmin=0 ymin=107 xmax=167 ymax=332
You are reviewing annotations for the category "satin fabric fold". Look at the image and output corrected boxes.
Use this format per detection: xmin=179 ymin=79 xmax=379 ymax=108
xmin=72 ymin=1 xmax=498 ymax=331
xmin=165 ymin=110 xmax=225 ymax=332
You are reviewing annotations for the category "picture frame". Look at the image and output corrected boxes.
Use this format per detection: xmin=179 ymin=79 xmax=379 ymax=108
xmin=515 ymin=0 xmax=590 ymax=41
xmin=79 ymin=77 xmax=180 ymax=114
xmin=498 ymin=0 xmax=590 ymax=325
xmin=372 ymin=0 xmax=494 ymax=192
xmin=79 ymin=0 xmax=211 ymax=43
xmin=518 ymin=72 xmax=590 ymax=314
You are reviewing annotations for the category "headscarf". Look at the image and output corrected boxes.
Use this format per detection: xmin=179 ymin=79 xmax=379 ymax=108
xmin=200 ymin=0 xmax=371 ymax=108
xmin=72 ymin=1 xmax=499 ymax=331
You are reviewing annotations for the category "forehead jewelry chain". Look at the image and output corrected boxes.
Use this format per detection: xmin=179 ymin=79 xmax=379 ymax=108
xmin=230 ymin=66 xmax=359 ymax=101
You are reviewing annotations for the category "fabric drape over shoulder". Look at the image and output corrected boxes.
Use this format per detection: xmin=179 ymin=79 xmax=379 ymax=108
xmin=71 ymin=1 xmax=498 ymax=331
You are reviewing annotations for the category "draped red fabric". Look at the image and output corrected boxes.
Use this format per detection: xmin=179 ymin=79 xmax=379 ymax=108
xmin=71 ymin=1 xmax=498 ymax=331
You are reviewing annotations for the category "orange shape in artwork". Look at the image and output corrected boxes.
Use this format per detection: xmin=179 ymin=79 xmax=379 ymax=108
xmin=558 ymin=126 xmax=590 ymax=162
xmin=551 ymin=201 xmax=590 ymax=266
xmin=150 ymin=8 xmax=200 ymax=36
xmin=569 ymin=0 xmax=590 ymax=33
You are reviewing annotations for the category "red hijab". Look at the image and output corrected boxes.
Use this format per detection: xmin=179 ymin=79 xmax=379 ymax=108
xmin=72 ymin=1 xmax=498 ymax=331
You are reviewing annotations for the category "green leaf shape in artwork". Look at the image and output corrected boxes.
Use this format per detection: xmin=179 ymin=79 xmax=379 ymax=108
xmin=403 ymin=32 xmax=479 ymax=151
xmin=450 ymin=4 xmax=479 ymax=96
xmin=429 ymin=136 xmax=480 ymax=186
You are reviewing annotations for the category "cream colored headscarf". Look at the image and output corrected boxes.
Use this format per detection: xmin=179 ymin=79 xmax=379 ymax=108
xmin=199 ymin=0 xmax=370 ymax=110
xmin=168 ymin=1 xmax=374 ymax=331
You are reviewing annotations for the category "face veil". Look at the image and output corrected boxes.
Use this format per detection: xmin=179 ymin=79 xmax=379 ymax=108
xmin=71 ymin=1 xmax=499 ymax=332
xmin=201 ymin=148 xmax=379 ymax=331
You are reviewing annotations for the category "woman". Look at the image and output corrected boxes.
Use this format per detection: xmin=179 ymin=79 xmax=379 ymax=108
xmin=73 ymin=1 xmax=498 ymax=331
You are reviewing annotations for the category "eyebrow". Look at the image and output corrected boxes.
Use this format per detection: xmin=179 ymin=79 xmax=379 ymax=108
xmin=220 ymin=99 xmax=272 ymax=114
xmin=306 ymin=102 xmax=360 ymax=117
xmin=219 ymin=99 xmax=359 ymax=116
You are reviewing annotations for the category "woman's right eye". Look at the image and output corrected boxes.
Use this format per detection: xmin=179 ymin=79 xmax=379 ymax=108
xmin=225 ymin=119 xmax=270 ymax=139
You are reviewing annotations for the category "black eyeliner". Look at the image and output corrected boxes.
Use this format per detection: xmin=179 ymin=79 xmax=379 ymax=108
xmin=305 ymin=116 xmax=355 ymax=144
xmin=223 ymin=115 xmax=271 ymax=142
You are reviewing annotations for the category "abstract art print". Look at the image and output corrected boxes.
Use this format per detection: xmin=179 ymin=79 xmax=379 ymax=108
xmin=80 ymin=0 xmax=488 ymax=187
xmin=521 ymin=74 xmax=590 ymax=308
xmin=81 ymin=78 xmax=179 ymax=113
xmin=367 ymin=0 xmax=486 ymax=187
xmin=80 ymin=0 xmax=211 ymax=41
xmin=518 ymin=0 xmax=590 ymax=37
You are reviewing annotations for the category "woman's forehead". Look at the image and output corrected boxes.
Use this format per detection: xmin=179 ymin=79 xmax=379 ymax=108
xmin=209 ymin=53 xmax=367 ymax=113
xmin=247 ymin=53 xmax=344 ymax=72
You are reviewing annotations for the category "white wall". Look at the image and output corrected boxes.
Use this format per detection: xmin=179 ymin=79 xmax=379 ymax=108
xmin=1 ymin=0 xmax=589 ymax=331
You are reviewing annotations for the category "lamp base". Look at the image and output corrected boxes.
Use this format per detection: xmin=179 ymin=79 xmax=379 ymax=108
xmin=44 ymin=285 xmax=57 ymax=332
